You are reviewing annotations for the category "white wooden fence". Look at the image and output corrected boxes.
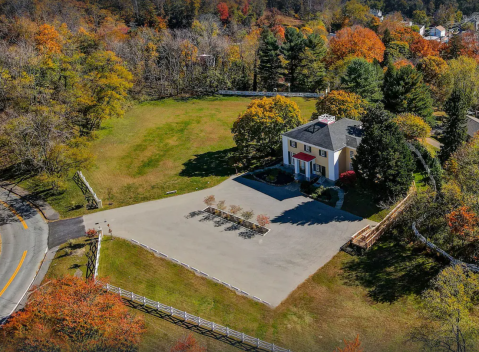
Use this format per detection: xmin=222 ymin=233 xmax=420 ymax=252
xmin=93 ymin=230 xmax=103 ymax=280
xmin=100 ymin=282 xmax=292 ymax=352
xmin=218 ymin=90 xmax=322 ymax=98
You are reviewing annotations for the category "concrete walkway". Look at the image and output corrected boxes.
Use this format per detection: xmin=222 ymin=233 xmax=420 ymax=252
xmin=83 ymin=176 xmax=375 ymax=307
xmin=425 ymin=137 xmax=442 ymax=149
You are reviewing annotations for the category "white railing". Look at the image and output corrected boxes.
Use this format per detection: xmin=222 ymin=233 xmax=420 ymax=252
xmin=218 ymin=90 xmax=322 ymax=98
xmin=76 ymin=171 xmax=102 ymax=208
xmin=128 ymin=239 xmax=272 ymax=306
xmin=94 ymin=230 xmax=103 ymax=281
xmin=100 ymin=282 xmax=292 ymax=352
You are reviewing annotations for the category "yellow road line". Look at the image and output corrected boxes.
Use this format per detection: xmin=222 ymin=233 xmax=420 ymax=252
xmin=0 ymin=200 xmax=28 ymax=229
xmin=0 ymin=250 xmax=27 ymax=297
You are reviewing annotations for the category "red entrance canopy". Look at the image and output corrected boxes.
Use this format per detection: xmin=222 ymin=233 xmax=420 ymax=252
xmin=293 ymin=152 xmax=315 ymax=162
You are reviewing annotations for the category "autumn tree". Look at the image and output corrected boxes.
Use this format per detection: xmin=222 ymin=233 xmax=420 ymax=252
xmin=258 ymin=29 xmax=282 ymax=91
xmin=217 ymin=2 xmax=230 ymax=24
xmin=35 ymin=24 xmax=62 ymax=54
xmin=335 ymin=335 xmax=363 ymax=352
xmin=383 ymin=64 xmax=434 ymax=124
xmin=1 ymin=277 xmax=145 ymax=351
xmin=446 ymin=206 xmax=479 ymax=242
xmin=232 ymin=96 xmax=304 ymax=161
xmin=340 ymin=58 xmax=383 ymax=104
xmin=78 ymin=50 xmax=133 ymax=133
xmin=329 ymin=26 xmax=385 ymax=63
xmin=171 ymin=334 xmax=206 ymax=352
xmin=447 ymin=56 xmax=479 ymax=108
xmin=353 ymin=107 xmax=414 ymax=199
xmin=164 ymin=0 xmax=200 ymax=28
xmin=417 ymin=56 xmax=452 ymax=106
xmin=394 ymin=113 xmax=431 ymax=140
xmin=439 ymin=88 xmax=470 ymax=164
xmin=413 ymin=265 xmax=479 ymax=352
xmin=315 ymin=90 xmax=367 ymax=120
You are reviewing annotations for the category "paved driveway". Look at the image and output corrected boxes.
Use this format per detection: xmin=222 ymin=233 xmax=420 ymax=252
xmin=83 ymin=176 xmax=375 ymax=307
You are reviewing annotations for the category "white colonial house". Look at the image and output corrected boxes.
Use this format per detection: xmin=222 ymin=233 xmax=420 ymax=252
xmin=281 ymin=114 xmax=363 ymax=181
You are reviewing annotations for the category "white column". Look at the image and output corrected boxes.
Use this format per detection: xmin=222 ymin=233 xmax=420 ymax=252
xmin=328 ymin=152 xmax=335 ymax=180
xmin=294 ymin=158 xmax=299 ymax=174
xmin=305 ymin=161 xmax=311 ymax=180
xmin=281 ymin=136 xmax=289 ymax=166
xmin=333 ymin=150 xmax=341 ymax=181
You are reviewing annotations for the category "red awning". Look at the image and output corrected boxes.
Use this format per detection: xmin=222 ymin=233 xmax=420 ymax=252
xmin=293 ymin=152 xmax=315 ymax=162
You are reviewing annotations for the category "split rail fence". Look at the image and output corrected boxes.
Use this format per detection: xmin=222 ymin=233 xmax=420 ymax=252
xmin=218 ymin=90 xmax=322 ymax=98
xmin=100 ymin=282 xmax=292 ymax=352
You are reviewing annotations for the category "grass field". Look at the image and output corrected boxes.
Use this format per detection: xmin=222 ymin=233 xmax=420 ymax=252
xmin=14 ymin=96 xmax=317 ymax=218
xmin=94 ymin=236 xmax=443 ymax=352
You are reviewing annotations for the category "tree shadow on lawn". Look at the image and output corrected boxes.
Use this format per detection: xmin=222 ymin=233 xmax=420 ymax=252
xmin=180 ymin=148 xmax=237 ymax=178
xmin=341 ymin=235 xmax=444 ymax=303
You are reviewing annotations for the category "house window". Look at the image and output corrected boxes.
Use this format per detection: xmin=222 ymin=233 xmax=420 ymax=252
xmin=288 ymin=151 xmax=294 ymax=165
xmin=350 ymin=150 xmax=354 ymax=158
xmin=349 ymin=162 xmax=353 ymax=170
xmin=315 ymin=164 xmax=326 ymax=176
xmin=304 ymin=145 xmax=311 ymax=152
xmin=289 ymin=140 xmax=297 ymax=148
xmin=319 ymin=150 xmax=327 ymax=157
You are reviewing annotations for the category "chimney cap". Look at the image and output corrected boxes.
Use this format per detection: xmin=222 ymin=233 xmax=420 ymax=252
xmin=318 ymin=114 xmax=336 ymax=125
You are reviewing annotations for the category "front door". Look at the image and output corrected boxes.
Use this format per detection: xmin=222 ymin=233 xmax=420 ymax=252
xmin=299 ymin=161 xmax=305 ymax=174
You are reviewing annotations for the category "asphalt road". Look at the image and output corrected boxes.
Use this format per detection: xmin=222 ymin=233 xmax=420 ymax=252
xmin=0 ymin=188 xmax=48 ymax=323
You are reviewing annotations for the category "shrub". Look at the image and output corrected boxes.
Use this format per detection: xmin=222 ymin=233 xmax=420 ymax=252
xmin=203 ymin=195 xmax=215 ymax=207
xmin=86 ymin=228 xmax=97 ymax=238
xmin=241 ymin=209 xmax=254 ymax=221
xmin=339 ymin=171 xmax=357 ymax=187
xmin=64 ymin=248 xmax=72 ymax=256
xmin=300 ymin=180 xmax=315 ymax=194
xmin=256 ymin=214 xmax=270 ymax=227
xmin=216 ymin=200 xmax=226 ymax=211
xmin=266 ymin=174 xmax=277 ymax=182
xmin=310 ymin=186 xmax=326 ymax=199
xmin=229 ymin=205 xmax=242 ymax=214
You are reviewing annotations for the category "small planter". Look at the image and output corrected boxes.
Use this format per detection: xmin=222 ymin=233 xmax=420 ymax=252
xmin=203 ymin=206 xmax=270 ymax=236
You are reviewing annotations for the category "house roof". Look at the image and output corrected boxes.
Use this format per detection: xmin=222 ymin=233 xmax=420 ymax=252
xmin=283 ymin=118 xmax=363 ymax=151
xmin=293 ymin=152 xmax=316 ymax=162
xmin=435 ymin=25 xmax=446 ymax=31
xmin=467 ymin=116 xmax=479 ymax=138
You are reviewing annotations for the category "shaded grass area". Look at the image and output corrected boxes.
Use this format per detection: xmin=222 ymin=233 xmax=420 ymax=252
xmin=9 ymin=96 xmax=316 ymax=219
xmin=45 ymin=237 xmax=91 ymax=280
xmin=341 ymin=187 xmax=391 ymax=222
xmin=97 ymin=237 xmax=437 ymax=352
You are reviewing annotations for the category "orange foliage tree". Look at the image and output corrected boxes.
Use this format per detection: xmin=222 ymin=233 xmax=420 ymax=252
xmin=391 ymin=27 xmax=439 ymax=58
xmin=329 ymin=26 xmax=385 ymax=63
xmin=35 ymin=23 xmax=62 ymax=54
xmin=335 ymin=335 xmax=363 ymax=352
xmin=217 ymin=2 xmax=230 ymax=24
xmin=446 ymin=206 xmax=479 ymax=242
xmin=461 ymin=32 xmax=479 ymax=62
xmin=393 ymin=59 xmax=414 ymax=69
xmin=1 ymin=277 xmax=145 ymax=351
xmin=170 ymin=334 xmax=206 ymax=352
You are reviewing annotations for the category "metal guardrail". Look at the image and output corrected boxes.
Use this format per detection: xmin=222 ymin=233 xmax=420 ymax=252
xmin=218 ymin=90 xmax=322 ymax=98
xmin=100 ymin=282 xmax=292 ymax=352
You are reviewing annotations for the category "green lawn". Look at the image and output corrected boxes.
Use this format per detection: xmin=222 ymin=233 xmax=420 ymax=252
xmin=95 ymin=236 xmax=441 ymax=352
xmin=11 ymin=96 xmax=316 ymax=218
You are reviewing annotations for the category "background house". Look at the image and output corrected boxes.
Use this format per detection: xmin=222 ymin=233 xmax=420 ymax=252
xmin=430 ymin=26 xmax=446 ymax=37
xmin=282 ymin=115 xmax=362 ymax=181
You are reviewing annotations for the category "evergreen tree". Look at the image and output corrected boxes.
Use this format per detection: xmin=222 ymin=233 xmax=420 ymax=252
xmin=280 ymin=27 xmax=305 ymax=91
xmin=340 ymin=58 xmax=384 ymax=104
xmin=439 ymin=88 xmax=469 ymax=164
xmin=382 ymin=28 xmax=393 ymax=47
xmin=445 ymin=34 xmax=463 ymax=60
xmin=296 ymin=33 xmax=327 ymax=92
xmin=353 ymin=107 xmax=415 ymax=199
xmin=383 ymin=64 xmax=434 ymax=124
xmin=258 ymin=29 xmax=282 ymax=91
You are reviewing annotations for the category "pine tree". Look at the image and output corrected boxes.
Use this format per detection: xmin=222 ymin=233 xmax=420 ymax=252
xmin=383 ymin=64 xmax=434 ymax=124
xmin=439 ymin=88 xmax=469 ymax=164
xmin=296 ymin=33 xmax=327 ymax=92
xmin=280 ymin=27 xmax=306 ymax=91
xmin=382 ymin=28 xmax=393 ymax=47
xmin=353 ymin=107 xmax=415 ymax=199
xmin=340 ymin=58 xmax=383 ymax=104
xmin=258 ymin=29 xmax=282 ymax=91
xmin=446 ymin=34 xmax=463 ymax=60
